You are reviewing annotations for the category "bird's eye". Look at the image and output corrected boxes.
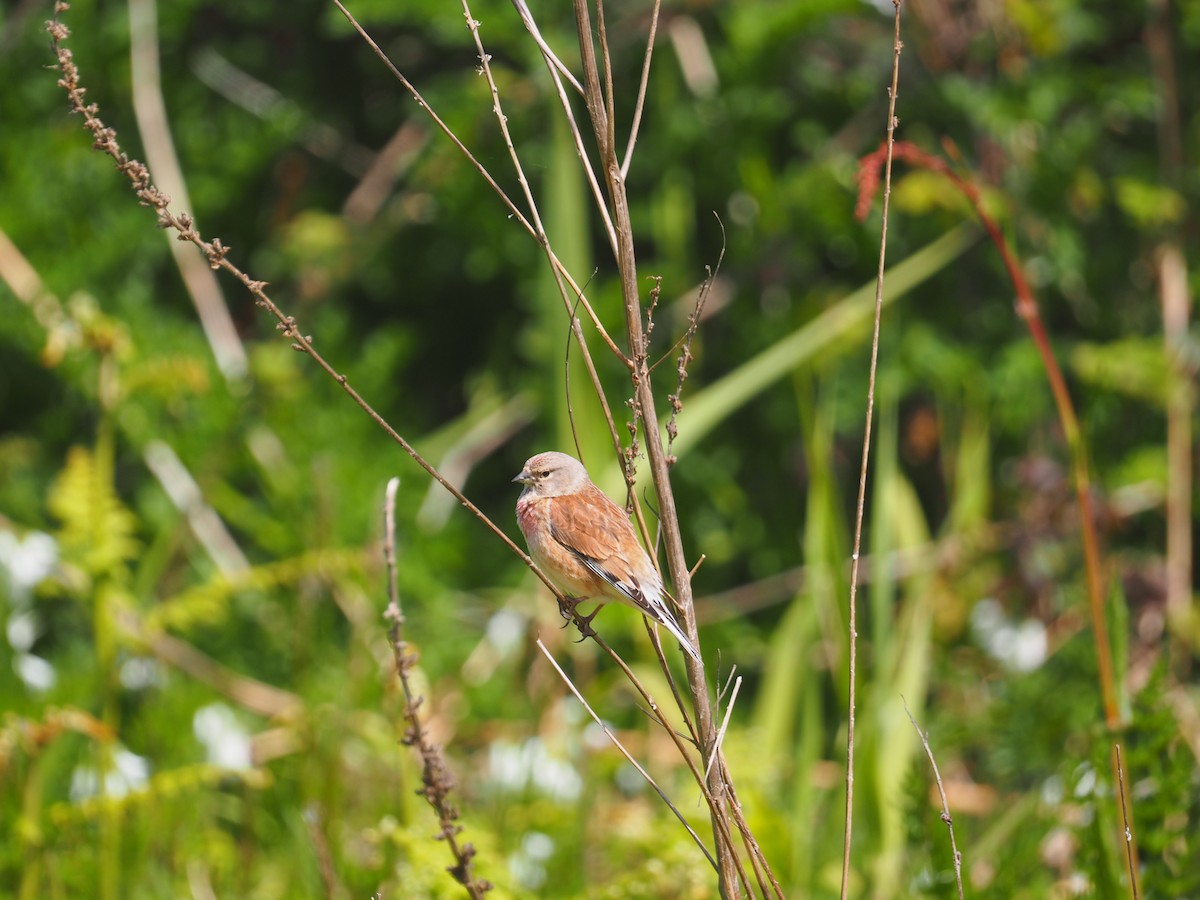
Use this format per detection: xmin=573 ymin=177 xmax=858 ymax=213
xmin=540 ymin=470 xmax=551 ymax=477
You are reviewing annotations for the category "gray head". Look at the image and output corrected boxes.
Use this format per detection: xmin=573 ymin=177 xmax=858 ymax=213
xmin=513 ymin=451 xmax=591 ymax=498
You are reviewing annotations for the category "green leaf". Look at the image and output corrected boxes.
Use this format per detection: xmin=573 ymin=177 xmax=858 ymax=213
xmin=48 ymin=446 xmax=140 ymax=582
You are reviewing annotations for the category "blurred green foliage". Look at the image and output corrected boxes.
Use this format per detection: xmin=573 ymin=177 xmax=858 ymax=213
xmin=1 ymin=0 xmax=1197 ymax=896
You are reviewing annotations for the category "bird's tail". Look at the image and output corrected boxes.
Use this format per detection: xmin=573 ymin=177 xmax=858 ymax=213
xmin=648 ymin=596 xmax=701 ymax=664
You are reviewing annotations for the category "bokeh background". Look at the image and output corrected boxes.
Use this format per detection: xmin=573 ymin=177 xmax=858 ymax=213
xmin=1 ymin=0 xmax=1197 ymax=896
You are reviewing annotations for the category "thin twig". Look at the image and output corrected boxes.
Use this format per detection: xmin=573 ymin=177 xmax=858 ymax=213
xmin=384 ymin=478 xmax=493 ymax=897
xmin=458 ymin=0 xmax=628 ymax=467
xmin=590 ymin=630 xmax=752 ymax=898
xmin=596 ymin=0 xmax=618 ymax=166
xmin=508 ymin=0 xmax=584 ymax=96
xmin=332 ymin=0 xmax=627 ymax=363
xmin=1114 ymin=744 xmax=1141 ymax=900
xmin=841 ymin=4 xmax=904 ymax=897
xmin=620 ymin=0 xmax=662 ymax=179
xmin=506 ymin=0 xmax=622 ymax=257
xmin=902 ymin=697 xmax=965 ymax=900
xmin=664 ymin=215 xmax=726 ymax=462
xmin=651 ymin=212 xmax=726 ymax=369
xmin=535 ymin=640 xmax=718 ymax=872
xmin=718 ymin=757 xmax=784 ymax=899
xmin=640 ymin=615 xmax=700 ymax=748
xmin=571 ymin=0 xmax=745 ymax=889
xmin=330 ymin=2 xmax=528 ymax=230
xmin=703 ymin=676 xmax=740 ymax=782
xmin=564 ymin=295 xmax=586 ymax=462
xmin=553 ymin=278 xmax=622 ymax=482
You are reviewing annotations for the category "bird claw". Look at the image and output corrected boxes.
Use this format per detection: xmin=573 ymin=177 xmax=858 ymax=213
xmin=558 ymin=597 xmax=599 ymax=641
xmin=556 ymin=599 xmax=573 ymax=626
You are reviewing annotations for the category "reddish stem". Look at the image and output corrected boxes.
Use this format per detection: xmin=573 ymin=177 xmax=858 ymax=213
xmin=857 ymin=141 xmax=1119 ymax=730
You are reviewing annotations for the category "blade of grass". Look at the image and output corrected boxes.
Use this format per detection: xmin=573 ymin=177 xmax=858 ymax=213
xmin=670 ymin=225 xmax=977 ymax=457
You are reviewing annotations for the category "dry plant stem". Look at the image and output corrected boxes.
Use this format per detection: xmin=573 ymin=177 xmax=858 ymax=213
xmin=1114 ymin=744 xmax=1141 ymax=900
xmin=903 ymin=698 xmax=965 ymax=900
xmin=506 ymin=0 xmax=618 ymax=256
xmin=703 ymin=676 xmax=740 ymax=781
xmin=509 ymin=0 xmax=585 ymax=96
xmin=592 ymin=632 xmax=753 ymax=899
xmin=841 ymin=5 xmax=904 ymax=897
xmin=666 ymin=238 xmax=725 ymax=460
xmin=459 ymin=0 xmax=632 ymax=463
xmin=717 ymin=758 xmax=783 ymax=899
xmin=536 ymin=640 xmax=718 ymax=872
xmin=144 ymin=440 xmax=250 ymax=575
xmin=1147 ymin=0 xmax=1193 ymax=644
xmin=570 ymin=2 xmax=756 ymax=894
xmin=461 ymin=0 xmax=618 ymax=259
xmin=331 ymin=0 xmax=627 ymax=365
xmin=620 ymin=0 xmax=661 ymax=179
xmin=126 ymin=0 xmax=246 ymax=382
xmin=595 ymin=0 xmax=619 ymax=162
xmin=564 ymin=303 xmax=625 ymax=461
xmin=384 ymin=479 xmax=493 ymax=897
xmin=699 ymin=654 xmax=770 ymax=896
xmin=641 ymin=618 xmax=699 ymax=743
xmin=1159 ymin=244 xmax=1193 ymax=642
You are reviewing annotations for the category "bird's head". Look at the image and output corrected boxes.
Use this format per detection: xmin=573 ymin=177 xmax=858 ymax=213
xmin=513 ymin=451 xmax=590 ymax=498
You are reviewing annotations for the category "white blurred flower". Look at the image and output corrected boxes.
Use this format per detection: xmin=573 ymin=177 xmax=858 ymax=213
xmin=7 ymin=610 xmax=39 ymax=651
xmin=487 ymin=737 xmax=582 ymax=802
xmin=14 ymin=653 xmax=56 ymax=691
xmin=971 ymin=597 xmax=1048 ymax=672
xmin=522 ymin=831 xmax=555 ymax=860
xmin=485 ymin=609 xmax=525 ymax=656
xmin=119 ymin=657 xmax=164 ymax=691
xmin=70 ymin=747 xmax=150 ymax=800
xmin=509 ymin=831 xmax=555 ymax=890
xmin=1074 ymin=764 xmax=1097 ymax=799
xmin=193 ymin=703 xmax=252 ymax=770
xmin=0 ymin=530 xmax=58 ymax=601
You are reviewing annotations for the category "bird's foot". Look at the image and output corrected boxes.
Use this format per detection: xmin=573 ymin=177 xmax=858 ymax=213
xmin=558 ymin=597 xmax=599 ymax=641
xmin=573 ymin=606 xmax=600 ymax=641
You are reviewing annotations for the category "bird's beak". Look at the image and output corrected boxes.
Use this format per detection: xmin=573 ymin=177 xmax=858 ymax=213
xmin=512 ymin=467 xmax=531 ymax=485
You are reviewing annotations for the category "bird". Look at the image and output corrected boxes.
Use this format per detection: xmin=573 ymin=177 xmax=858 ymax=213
xmin=513 ymin=451 xmax=701 ymax=663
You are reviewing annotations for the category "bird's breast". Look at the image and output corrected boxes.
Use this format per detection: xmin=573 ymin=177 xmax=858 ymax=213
xmin=515 ymin=493 xmax=543 ymax=536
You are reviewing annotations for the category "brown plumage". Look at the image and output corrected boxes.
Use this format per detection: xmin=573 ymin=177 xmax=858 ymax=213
xmin=514 ymin=451 xmax=700 ymax=662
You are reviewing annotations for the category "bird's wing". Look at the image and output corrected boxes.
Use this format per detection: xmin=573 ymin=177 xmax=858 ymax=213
xmin=548 ymin=485 xmax=641 ymax=599
xmin=549 ymin=487 xmax=702 ymax=664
